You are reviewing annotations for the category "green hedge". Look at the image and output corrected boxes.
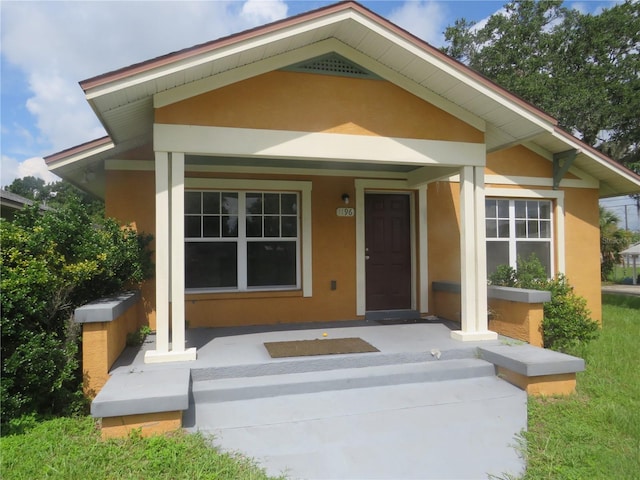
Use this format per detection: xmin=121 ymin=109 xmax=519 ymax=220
xmin=1 ymin=200 xmax=152 ymax=424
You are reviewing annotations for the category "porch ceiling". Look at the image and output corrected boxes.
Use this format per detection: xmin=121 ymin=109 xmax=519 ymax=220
xmin=47 ymin=1 xmax=640 ymax=199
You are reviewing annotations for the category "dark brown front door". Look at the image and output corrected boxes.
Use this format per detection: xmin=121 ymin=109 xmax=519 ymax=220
xmin=365 ymin=193 xmax=411 ymax=311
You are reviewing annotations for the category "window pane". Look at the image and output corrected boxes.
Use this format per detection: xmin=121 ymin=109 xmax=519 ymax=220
xmin=497 ymin=200 xmax=509 ymax=218
xmin=486 ymin=219 xmax=497 ymax=238
xmin=281 ymin=194 xmax=297 ymax=214
xmin=246 ymin=193 xmax=262 ymax=214
xmin=515 ymin=200 xmax=526 ymax=218
xmin=203 ymin=192 xmax=220 ymax=214
xmin=185 ymin=242 xmax=237 ymax=288
xmin=185 ymin=216 xmax=201 ymax=238
xmin=487 ymin=241 xmax=510 ymax=276
xmin=247 ymin=241 xmax=296 ymax=287
xmin=264 ymin=193 xmax=279 ymax=214
xmin=203 ymin=216 xmax=220 ymax=237
xmin=540 ymin=220 xmax=551 ymax=238
xmin=527 ymin=201 xmax=539 ymax=218
xmin=517 ymin=242 xmax=551 ymax=276
xmin=282 ymin=216 xmax=297 ymax=237
xmin=528 ymin=220 xmax=539 ymax=238
xmin=222 ymin=216 xmax=238 ymax=237
xmin=515 ymin=220 xmax=526 ymax=238
xmin=222 ymin=193 xmax=238 ymax=214
xmin=498 ymin=220 xmax=510 ymax=238
xmin=540 ymin=202 xmax=551 ymax=219
xmin=185 ymin=192 xmax=201 ymax=214
xmin=246 ymin=215 xmax=262 ymax=237
xmin=264 ymin=216 xmax=280 ymax=237
xmin=486 ymin=199 xmax=497 ymax=218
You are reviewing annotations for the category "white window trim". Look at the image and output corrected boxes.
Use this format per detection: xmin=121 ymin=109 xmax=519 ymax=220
xmin=185 ymin=178 xmax=312 ymax=297
xmin=486 ymin=188 xmax=565 ymax=274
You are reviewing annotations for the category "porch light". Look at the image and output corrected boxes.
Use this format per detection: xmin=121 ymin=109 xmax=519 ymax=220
xmin=342 ymin=193 xmax=350 ymax=205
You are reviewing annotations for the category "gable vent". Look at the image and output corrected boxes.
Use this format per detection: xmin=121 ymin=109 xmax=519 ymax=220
xmin=283 ymin=53 xmax=380 ymax=80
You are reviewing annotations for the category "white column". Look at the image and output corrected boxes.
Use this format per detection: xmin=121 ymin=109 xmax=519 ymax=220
xmin=150 ymin=151 xmax=170 ymax=355
xmin=170 ymin=152 xmax=187 ymax=352
xmin=145 ymin=152 xmax=196 ymax=363
xmin=451 ymin=166 xmax=497 ymax=341
xmin=418 ymin=185 xmax=428 ymax=313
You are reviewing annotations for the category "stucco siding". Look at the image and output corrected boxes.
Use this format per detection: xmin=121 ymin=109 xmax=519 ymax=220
xmin=156 ymin=71 xmax=483 ymax=143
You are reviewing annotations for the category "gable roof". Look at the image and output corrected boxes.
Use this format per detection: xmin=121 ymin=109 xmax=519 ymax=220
xmin=46 ymin=0 xmax=640 ymax=199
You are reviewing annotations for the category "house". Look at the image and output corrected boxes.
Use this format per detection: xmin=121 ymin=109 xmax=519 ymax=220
xmin=0 ymin=189 xmax=51 ymax=219
xmin=620 ymin=243 xmax=640 ymax=285
xmin=46 ymin=1 xmax=640 ymax=367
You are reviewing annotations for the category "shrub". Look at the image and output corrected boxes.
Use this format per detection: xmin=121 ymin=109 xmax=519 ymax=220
xmin=489 ymin=254 xmax=599 ymax=353
xmin=0 ymin=199 xmax=152 ymax=424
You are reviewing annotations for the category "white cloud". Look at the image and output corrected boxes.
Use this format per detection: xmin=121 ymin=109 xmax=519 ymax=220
xmin=1 ymin=155 xmax=59 ymax=188
xmin=0 ymin=0 xmax=288 ymax=184
xmin=241 ymin=0 xmax=288 ymax=24
xmin=388 ymin=1 xmax=447 ymax=47
xmin=18 ymin=157 xmax=60 ymax=184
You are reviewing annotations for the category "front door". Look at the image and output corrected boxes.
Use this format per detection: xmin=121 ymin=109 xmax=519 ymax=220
xmin=365 ymin=193 xmax=412 ymax=311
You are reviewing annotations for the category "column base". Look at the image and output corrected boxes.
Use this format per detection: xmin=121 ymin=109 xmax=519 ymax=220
xmin=450 ymin=330 xmax=498 ymax=342
xmin=144 ymin=347 xmax=197 ymax=364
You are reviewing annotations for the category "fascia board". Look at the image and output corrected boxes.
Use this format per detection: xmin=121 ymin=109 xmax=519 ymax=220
xmin=350 ymin=15 xmax=557 ymax=135
xmin=84 ymin=10 xmax=356 ymax=102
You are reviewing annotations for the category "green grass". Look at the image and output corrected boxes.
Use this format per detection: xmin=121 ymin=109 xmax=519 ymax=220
xmin=522 ymin=294 xmax=640 ymax=479
xmin=1 ymin=416 xmax=283 ymax=480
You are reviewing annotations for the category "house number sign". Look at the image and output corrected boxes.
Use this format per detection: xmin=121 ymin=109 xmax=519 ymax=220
xmin=336 ymin=207 xmax=355 ymax=217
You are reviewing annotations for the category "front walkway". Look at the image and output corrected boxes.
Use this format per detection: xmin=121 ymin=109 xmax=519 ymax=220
xmin=109 ymin=321 xmax=528 ymax=479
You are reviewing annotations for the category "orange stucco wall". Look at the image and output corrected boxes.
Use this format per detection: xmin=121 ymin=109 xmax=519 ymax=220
xmin=81 ymin=298 xmax=142 ymax=397
xmin=563 ymin=188 xmax=602 ymax=321
xmin=486 ymin=145 xmax=578 ymax=179
xmin=156 ymin=70 xmax=483 ymax=143
xmin=101 ymin=411 xmax=182 ymax=439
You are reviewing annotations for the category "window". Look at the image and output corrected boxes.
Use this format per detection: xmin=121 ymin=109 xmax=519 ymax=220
xmin=486 ymin=198 xmax=553 ymax=276
xmin=185 ymin=191 xmax=299 ymax=291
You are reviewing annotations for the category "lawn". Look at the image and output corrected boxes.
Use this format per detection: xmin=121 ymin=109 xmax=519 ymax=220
xmin=0 ymin=416 xmax=283 ymax=480
xmin=2 ymin=295 xmax=638 ymax=479
xmin=523 ymin=294 xmax=640 ymax=479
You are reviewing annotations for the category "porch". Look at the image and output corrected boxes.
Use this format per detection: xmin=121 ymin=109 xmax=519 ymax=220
xmin=87 ymin=319 xmax=585 ymax=478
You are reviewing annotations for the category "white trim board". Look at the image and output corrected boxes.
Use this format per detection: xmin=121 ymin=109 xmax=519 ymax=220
xmin=153 ymin=124 xmax=486 ymax=167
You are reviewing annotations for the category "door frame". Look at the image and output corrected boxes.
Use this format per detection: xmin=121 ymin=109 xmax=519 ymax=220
xmin=355 ymin=179 xmax=427 ymax=316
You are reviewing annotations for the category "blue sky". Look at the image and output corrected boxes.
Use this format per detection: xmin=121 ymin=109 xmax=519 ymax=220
xmin=0 ymin=0 xmax=619 ymax=188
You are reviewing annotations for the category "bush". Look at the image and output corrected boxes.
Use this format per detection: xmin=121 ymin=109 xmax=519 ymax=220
xmin=0 ymin=199 xmax=152 ymax=425
xmin=489 ymin=254 xmax=599 ymax=353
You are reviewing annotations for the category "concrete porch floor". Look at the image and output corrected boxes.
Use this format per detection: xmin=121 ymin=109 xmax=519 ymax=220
xmin=106 ymin=321 xmax=528 ymax=479
xmin=111 ymin=319 xmax=503 ymax=373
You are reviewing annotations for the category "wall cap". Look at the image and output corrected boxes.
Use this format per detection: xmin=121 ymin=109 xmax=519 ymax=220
xmin=74 ymin=290 xmax=140 ymax=324
xmin=488 ymin=285 xmax=551 ymax=304
xmin=432 ymin=281 xmax=551 ymax=304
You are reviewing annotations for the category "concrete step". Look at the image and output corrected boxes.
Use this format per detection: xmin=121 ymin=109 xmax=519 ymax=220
xmin=190 ymin=348 xmax=478 ymax=382
xmin=191 ymin=358 xmax=495 ymax=404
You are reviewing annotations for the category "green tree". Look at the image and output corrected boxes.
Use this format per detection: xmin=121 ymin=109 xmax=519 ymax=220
xmin=443 ymin=0 xmax=640 ymax=173
xmin=0 ymin=200 xmax=152 ymax=423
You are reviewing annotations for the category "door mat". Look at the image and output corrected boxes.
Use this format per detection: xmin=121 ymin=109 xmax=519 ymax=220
xmin=264 ymin=337 xmax=379 ymax=358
